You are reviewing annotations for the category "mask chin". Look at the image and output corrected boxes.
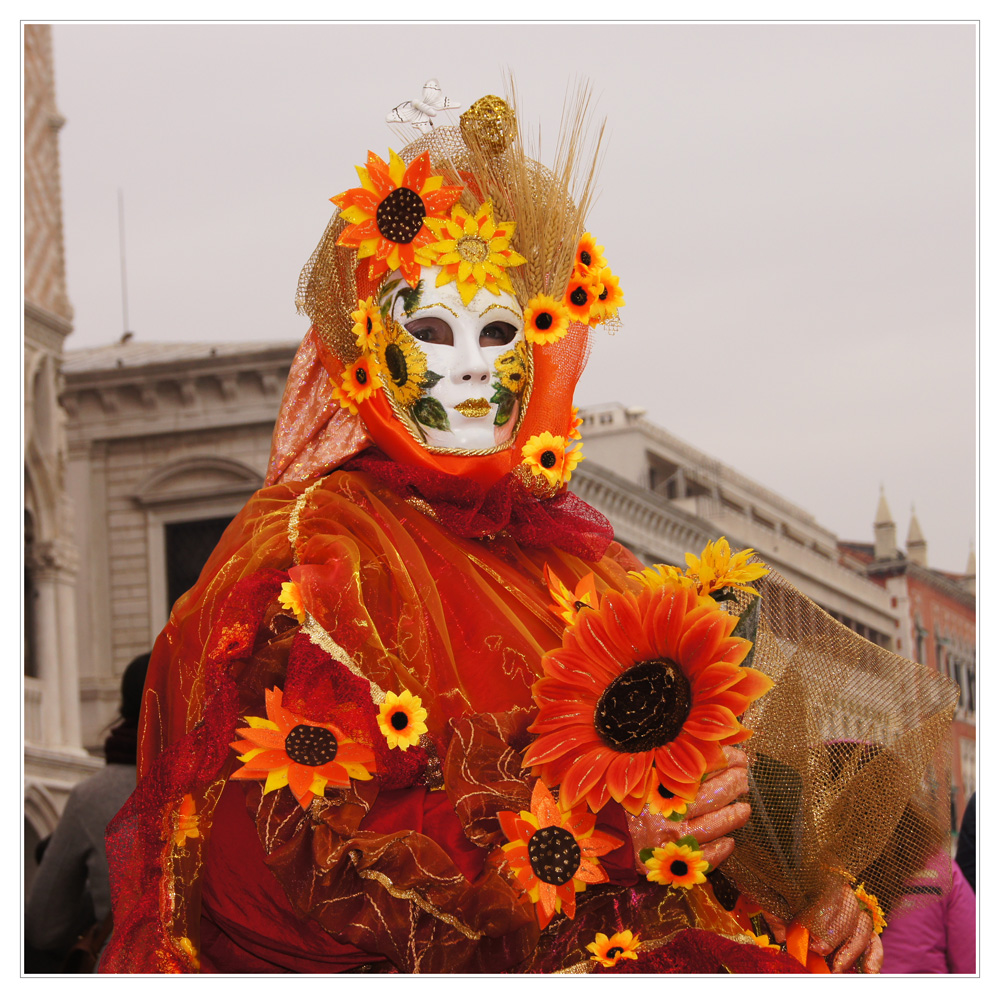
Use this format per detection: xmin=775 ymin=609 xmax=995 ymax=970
xmin=379 ymin=265 xmax=529 ymax=453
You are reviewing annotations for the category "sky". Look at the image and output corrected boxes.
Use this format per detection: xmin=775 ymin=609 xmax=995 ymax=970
xmin=45 ymin=20 xmax=977 ymax=572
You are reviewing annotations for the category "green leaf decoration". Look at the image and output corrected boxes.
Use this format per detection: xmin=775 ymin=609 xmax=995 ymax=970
xmin=489 ymin=383 xmax=511 ymax=405
xmin=412 ymin=396 xmax=450 ymax=432
xmin=638 ymin=847 xmax=656 ymax=865
xmin=668 ymin=810 xmax=685 ymax=822
xmin=676 ymin=834 xmax=701 ymax=852
xmin=378 ymin=279 xmax=403 ymax=319
xmin=494 ymin=391 xmax=516 ymax=427
xmin=399 ymin=280 xmax=423 ymax=316
xmin=422 ymin=370 xmax=443 ymax=390
xmin=732 ymin=595 xmax=761 ymax=671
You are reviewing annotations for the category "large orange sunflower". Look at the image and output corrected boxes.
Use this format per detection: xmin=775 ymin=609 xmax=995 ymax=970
xmin=331 ymin=149 xmax=463 ymax=287
xmin=498 ymin=780 xmax=622 ymax=929
xmin=230 ymin=687 xmax=376 ymax=809
xmin=522 ymin=581 xmax=773 ymax=814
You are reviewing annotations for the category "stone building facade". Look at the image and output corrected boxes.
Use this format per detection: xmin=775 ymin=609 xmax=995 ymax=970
xmin=23 ymin=24 xmax=97 ymax=879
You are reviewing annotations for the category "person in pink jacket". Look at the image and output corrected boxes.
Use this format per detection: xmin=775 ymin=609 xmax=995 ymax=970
xmin=880 ymin=858 xmax=976 ymax=974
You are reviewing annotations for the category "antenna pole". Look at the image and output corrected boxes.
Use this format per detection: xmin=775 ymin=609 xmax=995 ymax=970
xmin=118 ymin=187 xmax=131 ymax=336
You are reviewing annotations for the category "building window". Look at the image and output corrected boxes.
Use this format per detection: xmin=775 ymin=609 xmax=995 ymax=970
xmin=164 ymin=516 xmax=233 ymax=613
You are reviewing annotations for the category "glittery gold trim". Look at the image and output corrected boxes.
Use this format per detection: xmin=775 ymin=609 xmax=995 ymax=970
xmin=479 ymin=302 xmax=521 ymax=319
xmin=554 ymin=960 xmax=594 ymax=974
xmin=404 ymin=496 xmax=438 ymax=520
xmin=288 ymin=478 xmax=326 ymax=564
xmin=302 ymin=613 xmax=386 ymax=706
xmin=409 ymin=301 xmax=460 ymax=317
xmin=350 ymin=857 xmax=484 ymax=940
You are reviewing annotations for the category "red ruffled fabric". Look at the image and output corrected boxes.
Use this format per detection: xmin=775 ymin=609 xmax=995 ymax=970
xmin=344 ymin=449 xmax=614 ymax=562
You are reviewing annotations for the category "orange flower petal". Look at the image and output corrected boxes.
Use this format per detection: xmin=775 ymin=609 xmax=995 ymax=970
xmin=683 ymin=703 xmax=741 ymax=741
xmin=559 ymin=746 xmax=621 ymax=809
xmin=522 ymin=726 xmax=603 ymax=767
xmin=654 ymin=738 xmax=706 ymax=783
xmin=605 ymin=750 xmax=654 ymax=802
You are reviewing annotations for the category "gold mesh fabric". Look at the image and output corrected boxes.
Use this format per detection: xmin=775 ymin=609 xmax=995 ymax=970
xmin=723 ymin=569 xmax=958 ymax=947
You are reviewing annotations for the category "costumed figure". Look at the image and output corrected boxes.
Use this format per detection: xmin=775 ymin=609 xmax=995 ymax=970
xmin=101 ymin=85 xmax=958 ymax=974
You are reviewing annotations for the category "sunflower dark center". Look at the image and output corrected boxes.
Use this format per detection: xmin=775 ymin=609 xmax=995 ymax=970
xmin=390 ymin=710 xmax=409 ymax=731
xmin=594 ymin=659 xmax=691 ymax=752
xmin=606 ymin=947 xmax=623 ymax=960
xmin=657 ymin=784 xmax=677 ymax=800
xmin=670 ymin=860 xmax=689 ymax=877
xmin=570 ymin=286 xmax=588 ymax=306
xmin=540 ymin=450 xmax=558 ymax=469
xmin=599 ymin=286 xmax=609 ymax=301
xmin=384 ymin=342 xmax=409 ymax=387
xmin=284 ymin=724 xmax=338 ymax=767
xmin=375 ymin=187 xmax=426 ymax=244
xmin=366 ymin=316 xmax=373 ymax=333
xmin=355 ymin=367 xmax=368 ymax=385
xmin=574 ymin=600 xmax=590 ymax=611
xmin=527 ymin=826 xmax=580 ymax=886
xmin=580 ymin=250 xmax=592 ymax=267
xmin=535 ymin=311 xmax=553 ymax=330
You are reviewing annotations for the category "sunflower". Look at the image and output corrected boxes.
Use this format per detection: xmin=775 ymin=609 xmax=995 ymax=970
xmin=854 ymin=883 xmax=887 ymax=935
xmin=331 ymin=355 xmax=378 ymax=414
xmin=588 ymin=267 xmax=625 ymax=326
xmin=278 ymin=580 xmax=305 ymax=624
xmin=377 ymin=319 xmax=428 ymax=407
xmin=684 ymin=536 xmax=771 ymax=597
xmin=416 ymin=199 xmax=527 ymax=306
xmin=229 ymin=687 xmax=376 ymax=810
xmin=350 ymin=296 xmax=383 ymax=352
xmin=743 ymin=931 xmax=781 ymax=952
xmin=377 ymin=690 xmax=428 ymax=751
xmin=568 ymin=406 xmax=583 ymax=441
xmin=331 ymin=149 xmax=463 ymax=287
xmin=521 ymin=432 xmax=568 ymax=489
xmin=498 ymin=780 xmax=621 ymax=930
xmin=522 ymin=580 xmax=774 ymax=813
xmin=523 ymin=294 xmax=571 ymax=346
xmin=172 ymin=794 xmax=199 ymax=848
xmin=563 ymin=273 xmax=602 ymax=325
xmin=644 ymin=840 xmax=710 ymax=889
xmin=646 ymin=771 xmax=691 ymax=819
xmin=573 ymin=233 xmax=607 ymax=276
xmin=543 ymin=564 xmax=599 ymax=627
xmin=495 ymin=341 xmax=528 ymax=394
xmin=561 ymin=444 xmax=584 ymax=485
xmin=586 ymin=930 xmax=641 ymax=968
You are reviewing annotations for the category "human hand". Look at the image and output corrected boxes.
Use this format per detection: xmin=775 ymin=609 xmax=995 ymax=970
xmin=628 ymin=747 xmax=751 ymax=871
xmin=762 ymin=882 xmax=884 ymax=974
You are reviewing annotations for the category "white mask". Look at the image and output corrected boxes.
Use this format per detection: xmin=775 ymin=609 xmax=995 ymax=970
xmin=377 ymin=266 xmax=529 ymax=451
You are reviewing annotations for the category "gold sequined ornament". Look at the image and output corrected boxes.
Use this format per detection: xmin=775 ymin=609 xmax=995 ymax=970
xmin=460 ymin=95 xmax=517 ymax=157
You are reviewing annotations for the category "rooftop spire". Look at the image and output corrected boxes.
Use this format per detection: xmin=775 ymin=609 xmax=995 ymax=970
xmin=874 ymin=486 xmax=897 ymax=561
xmin=906 ymin=507 xmax=927 ymax=566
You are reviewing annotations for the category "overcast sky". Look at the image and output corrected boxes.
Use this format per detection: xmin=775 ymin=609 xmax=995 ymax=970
xmin=47 ymin=22 xmax=976 ymax=572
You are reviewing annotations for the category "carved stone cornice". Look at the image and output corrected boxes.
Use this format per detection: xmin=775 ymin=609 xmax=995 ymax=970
xmin=26 ymin=537 xmax=79 ymax=578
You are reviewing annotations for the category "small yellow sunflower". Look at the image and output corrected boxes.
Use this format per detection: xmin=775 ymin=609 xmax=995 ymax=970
xmin=521 ymin=432 xmax=567 ymax=489
xmin=573 ymin=232 xmax=607 ymax=276
xmin=278 ymin=580 xmax=305 ymax=624
xmin=646 ymin=772 xmax=691 ymax=819
xmin=645 ymin=841 xmax=710 ymax=889
xmin=523 ymin=294 xmax=571 ymax=345
xmin=543 ymin=565 xmax=599 ymax=627
xmin=561 ymin=444 xmax=584 ymax=485
xmin=377 ymin=690 xmax=428 ymax=751
xmin=743 ymin=930 xmax=781 ymax=952
xmin=563 ymin=273 xmax=602 ymax=325
xmin=417 ymin=199 xmax=527 ymax=306
xmin=586 ymin=929 xmax=641 ymax=968
xmin=332 ymin=355 xmax=378 ymax=414
xmin=378 ymin=319 xmax=428 ymax=407
xmin=588 ymin=267 xmax=626 ymax=326
xmin=495 ymin=341 xmax=528 ymax=394
xmin=854 ymin=883 xmax=887 ymax=935
xmin=350 ymin=296 xmax=383 ymax=352
xmin=684 ymin=537 xmax=771 ymax=597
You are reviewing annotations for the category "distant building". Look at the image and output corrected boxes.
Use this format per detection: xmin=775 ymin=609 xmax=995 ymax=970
xmin=60 ymin=341 xmax=296 ymax=749
xmin=23 ymin=24 xmax=97 ymax=887
xmin=575 ymin=402 xmax=898 ymax=648
xmin=839 ymin=491 xmax=976 ymax=826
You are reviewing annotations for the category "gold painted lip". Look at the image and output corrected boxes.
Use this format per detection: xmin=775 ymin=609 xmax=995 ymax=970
xmin=454 ymin=398 xmax=491 ymax=418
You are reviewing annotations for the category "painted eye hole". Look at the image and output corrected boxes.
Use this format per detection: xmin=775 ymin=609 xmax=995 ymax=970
xmin=480 ymin=321 xmax=518 ymax=346
xmin=405 ymin=317 xmax=453 ymax=345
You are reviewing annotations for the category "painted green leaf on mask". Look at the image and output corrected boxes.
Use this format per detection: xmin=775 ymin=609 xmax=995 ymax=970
xmin=422 ymin=370 xmax=443 ymax=391
xmin=412 ymin=396 xmax=450 ymax=432
xmin=399 ymin=281 xmax=424 ymax=316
